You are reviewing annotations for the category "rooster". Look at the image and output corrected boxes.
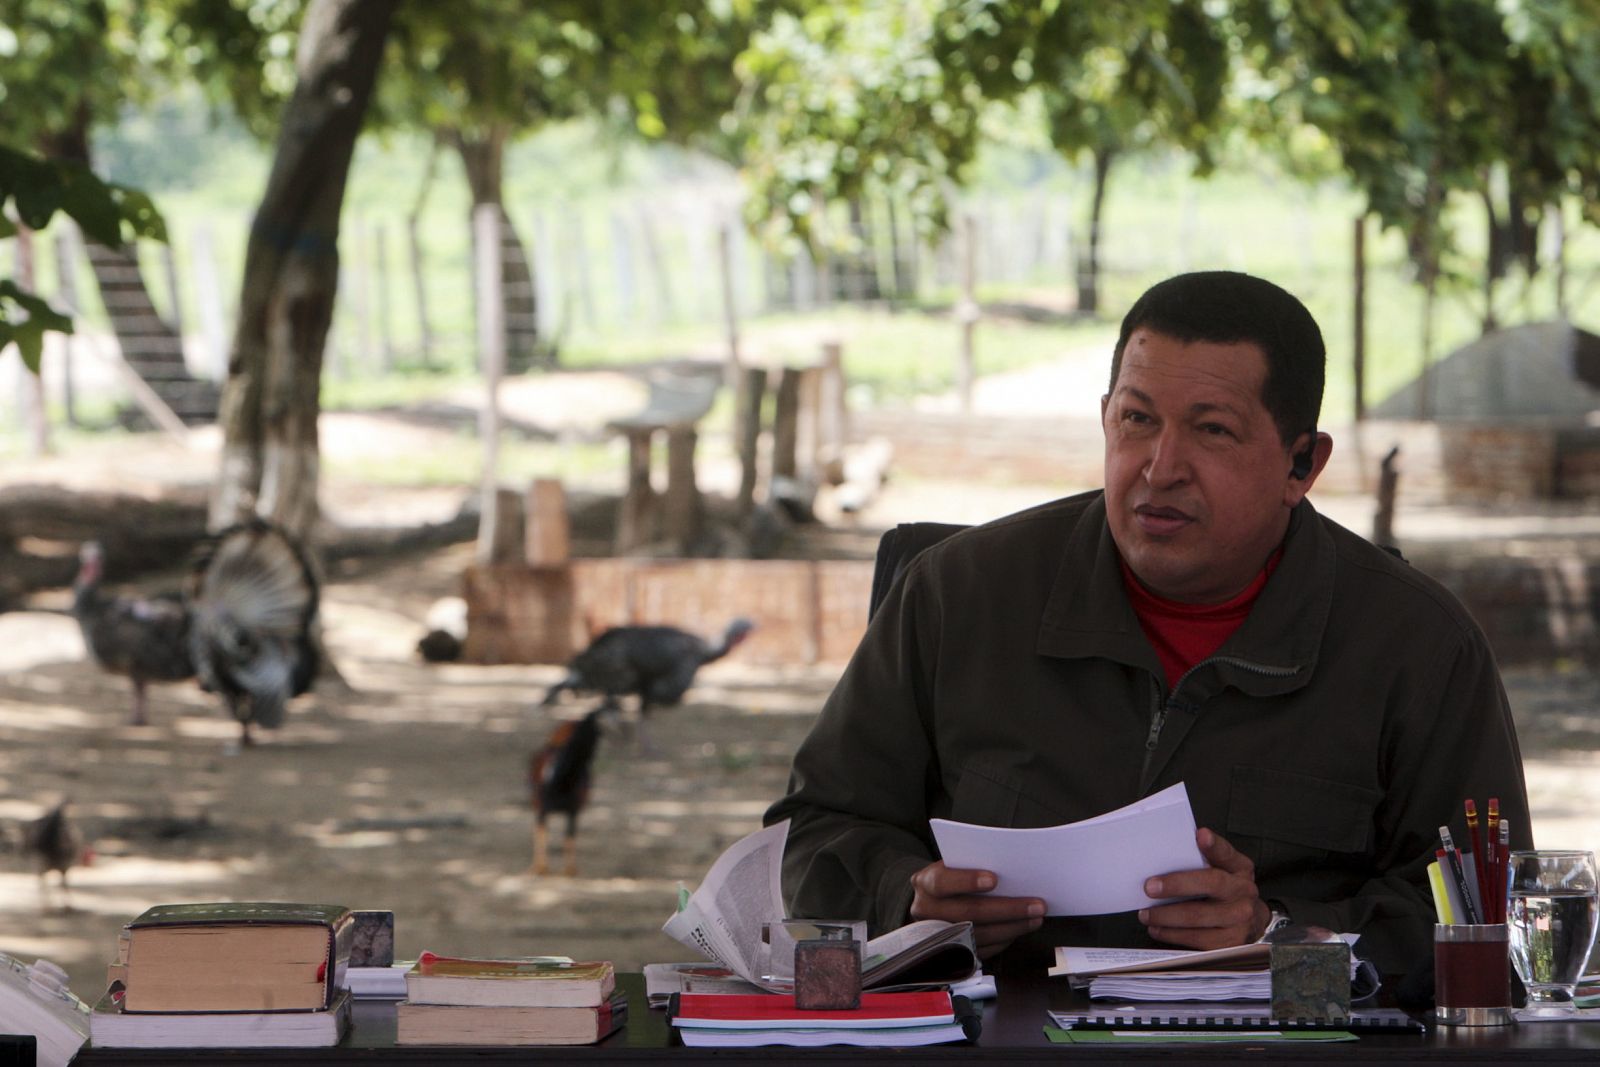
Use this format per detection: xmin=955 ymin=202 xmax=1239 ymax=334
xmin=188 ymin=521 xmax=321 ymax=747
xmin=539 ymin=618 xmax=756 ymax=752
xmin=73 ymin=542 xmax=195 ymax=726
xmin=528 ymin=706 xmax=610 ymax=876
xmin=22 ymin=800 xmax=93 ymax=912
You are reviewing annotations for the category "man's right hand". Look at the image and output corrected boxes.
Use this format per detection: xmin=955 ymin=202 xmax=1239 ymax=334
xmin=909 ymin=860 xmax=1045 ymax=958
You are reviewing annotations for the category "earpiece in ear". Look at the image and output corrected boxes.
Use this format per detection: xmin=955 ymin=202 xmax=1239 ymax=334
xmin=1291 ymin=446 xmax=1314 ymax=480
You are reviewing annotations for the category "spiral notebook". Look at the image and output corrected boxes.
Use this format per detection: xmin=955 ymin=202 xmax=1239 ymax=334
xmin=1049 ymin=1005 xmax=1425 ymax=1034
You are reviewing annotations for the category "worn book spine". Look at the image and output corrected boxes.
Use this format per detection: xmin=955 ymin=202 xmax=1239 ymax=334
xmin=120 ymin=903 xmax=354 ymax=1013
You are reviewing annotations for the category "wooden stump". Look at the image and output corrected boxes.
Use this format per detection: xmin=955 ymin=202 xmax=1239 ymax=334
xmin=662 ymin=427 xmax=702 ymax=552
xmin=614 ymin=428 xmax=658 ymax=554
xmin=460 ymin=564 xmax=577 ymax=665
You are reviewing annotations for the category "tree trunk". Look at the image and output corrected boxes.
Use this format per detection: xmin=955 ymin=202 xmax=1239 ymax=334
xmin=1076 ymin=147 xmax=1115 ymax=316
xmin=447 ymin=125 xmax=543 ymax=371
xmin=211 ymin=0 xmax=395 ymax=542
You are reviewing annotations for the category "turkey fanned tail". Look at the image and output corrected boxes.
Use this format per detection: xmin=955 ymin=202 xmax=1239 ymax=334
xmin=189 ymin=522 xmax=319 ymax=731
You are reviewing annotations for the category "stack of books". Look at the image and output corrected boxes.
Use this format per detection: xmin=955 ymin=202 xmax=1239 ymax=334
xmin=1050 ymin=938 xmax=1359 ymax=1002
xmin=88 ymin=901 xmax=355 ymax=1049
xmin=396 ymin=953 xmax=625 ymax=1046
xmin=667 ymin=990 xmax=975 ymax=1047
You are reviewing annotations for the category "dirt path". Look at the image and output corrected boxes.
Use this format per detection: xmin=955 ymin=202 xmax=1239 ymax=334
xmin=0 ymin=541 xmax=840 ymax=1000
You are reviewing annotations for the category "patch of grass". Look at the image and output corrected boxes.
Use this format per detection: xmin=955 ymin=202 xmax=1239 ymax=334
xmin=325 ymin=434 xmax=620 ymax=489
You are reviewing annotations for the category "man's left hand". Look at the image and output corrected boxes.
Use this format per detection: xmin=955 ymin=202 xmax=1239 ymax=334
xmin=1137 ymin=827 xmax=1270 ymax=950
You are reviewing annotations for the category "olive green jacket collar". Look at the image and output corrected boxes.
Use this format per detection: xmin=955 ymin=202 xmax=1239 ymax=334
xmin=1037 ymin=493 xmax=1334 ymax=702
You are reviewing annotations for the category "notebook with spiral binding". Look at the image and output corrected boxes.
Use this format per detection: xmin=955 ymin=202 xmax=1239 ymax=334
xmin=1049 ymin=1006 xmax=1425 ymax=1034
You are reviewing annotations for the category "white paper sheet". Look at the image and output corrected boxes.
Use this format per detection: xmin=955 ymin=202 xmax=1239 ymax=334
xmin=929 ymin=782 xmax=1207 ymax=915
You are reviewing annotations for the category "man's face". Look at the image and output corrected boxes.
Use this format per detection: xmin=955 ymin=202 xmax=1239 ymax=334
xmin=1101 ymin=328 xmax=1311 ymax=604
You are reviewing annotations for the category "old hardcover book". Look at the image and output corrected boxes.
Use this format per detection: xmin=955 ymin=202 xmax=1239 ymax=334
xmin=395 ymin=991 xmax=627 ymax=1046
xmin=118 ymin=902 xmax=353 ymax=1013
xmin=403 ymin=953 xmax=615 ymax=1008
xmin=89 ymin=990 xmax=351 ymax=1048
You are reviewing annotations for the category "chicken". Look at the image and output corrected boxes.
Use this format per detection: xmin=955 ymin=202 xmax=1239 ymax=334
xmin=73 ymin=542 xmax=195 ymax=726
xmin=23 ymin=800 xmax=93 ymax=912
xmin=528 ymin=707 xmax=609 ymax=876
xmin=539 ymin=618 xmax=756 ymax=751
xmin=188 ymin=521 xmax=321 ymax=747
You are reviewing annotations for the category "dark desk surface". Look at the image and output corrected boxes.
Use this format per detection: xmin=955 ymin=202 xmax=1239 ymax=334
xmin=72 ymin=973 xmax=1600 ymax=1066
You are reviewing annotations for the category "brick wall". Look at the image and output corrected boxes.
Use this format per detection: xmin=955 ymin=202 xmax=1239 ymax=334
xmin=462 ymin=558 xmax=875 ymax=667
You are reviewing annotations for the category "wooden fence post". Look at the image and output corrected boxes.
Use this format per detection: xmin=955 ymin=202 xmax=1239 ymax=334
xmin=191 ymin=222 xmax=229 ymax=381
xmin=615 ymin=428 xmax=657 ymax=554
xmin=526 ymin=478 xmax=571 ymax=566
xmin=53 ymin=223 xmax=80 ymax=427
xmin=662 ymin=426 xmax=701 ymax=552
xmin=474 ymin=203 xmax=507 ymax=567
xmin=735 ymin=366 xmax=767 ymax=518
xmin=772 ymin=366 xmax=802 ymax=481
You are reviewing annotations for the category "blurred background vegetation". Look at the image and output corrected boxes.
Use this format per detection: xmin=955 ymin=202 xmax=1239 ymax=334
xmin=3 ymin=0 xmax=1599 ymax=499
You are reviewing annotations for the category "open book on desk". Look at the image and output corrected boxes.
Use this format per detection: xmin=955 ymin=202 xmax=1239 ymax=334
xmin=661 ymin=820 xmax=978 ymax=994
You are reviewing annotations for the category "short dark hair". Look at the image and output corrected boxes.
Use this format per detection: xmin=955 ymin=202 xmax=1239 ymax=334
xmin=1109 ymin=271 xmax=1325 ymax=447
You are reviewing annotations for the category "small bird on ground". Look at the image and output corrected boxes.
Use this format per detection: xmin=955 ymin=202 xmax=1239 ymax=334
xmin=72 ymin=542 xmax=195 ymax=726
xmin=528 ymin=706 xmax=610 ymax=877
xmin=539 ymin=618 xmax=756 ymax=752
xmin=23 ymin=800 xmax=94 ymax=912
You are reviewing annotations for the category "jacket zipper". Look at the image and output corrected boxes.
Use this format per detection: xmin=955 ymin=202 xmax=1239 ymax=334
xmin=1140 ymin=656 xmax=1303 ymax=782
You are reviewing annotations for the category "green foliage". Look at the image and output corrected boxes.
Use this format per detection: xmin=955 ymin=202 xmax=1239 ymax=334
xmin=1242 ymin=0 xmax=1600 ymax=292
xmin=0 ymin=278 xmax=72 ymax=373
xmin=0 ymin=142 xmax=166 ymax=370
xmin=733 ymin=1 xmax=984 ymax=251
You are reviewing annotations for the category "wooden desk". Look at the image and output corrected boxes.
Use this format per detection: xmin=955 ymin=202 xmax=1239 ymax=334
xmin=73 ymin=973 xmax=1600 ymax=1065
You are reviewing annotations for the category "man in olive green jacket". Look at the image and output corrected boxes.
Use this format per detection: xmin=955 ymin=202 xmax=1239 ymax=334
xmin=765 ymin=272 xmax=1530 ymax=978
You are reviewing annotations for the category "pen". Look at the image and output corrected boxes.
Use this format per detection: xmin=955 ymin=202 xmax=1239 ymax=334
xmin=1438 ymin=827 xmax=1480 ymax=923
xmin=1465 ymin=800 xmax=1486 ymax=909
xmin=1485 ymin=798 xmax=1500 ymax=911
xmin=1495 ymin=819 xmax=1511 ymax=923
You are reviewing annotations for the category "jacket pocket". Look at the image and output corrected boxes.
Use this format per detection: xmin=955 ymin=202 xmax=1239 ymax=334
xmin=949 ymin=756 xmax=1022 ymax=826
xmin=1227 ymin=765 xmax=1380 ymax=862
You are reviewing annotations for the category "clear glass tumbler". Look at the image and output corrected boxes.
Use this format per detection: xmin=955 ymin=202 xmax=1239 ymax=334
xmin=1506 ymin=849 xmax=1600 ymax=1017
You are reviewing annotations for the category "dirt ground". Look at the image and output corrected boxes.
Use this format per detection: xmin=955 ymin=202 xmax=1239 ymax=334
xmin=0 ymin=535 xmax=845 ymax=1001
xmin=5 ymin=531 xmax=1600 ymax=1004
xmin=3 ymin=368 xmax=1600 ymax=1003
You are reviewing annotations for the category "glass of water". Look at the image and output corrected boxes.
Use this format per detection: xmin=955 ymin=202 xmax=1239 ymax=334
xmin=1506 ymin=850 xmax=1600 ymax=1016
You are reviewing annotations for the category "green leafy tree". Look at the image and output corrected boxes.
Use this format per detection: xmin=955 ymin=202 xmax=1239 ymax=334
xmin=0 ymin=0 xmax=289 ymax=413
xmin=733 ymin=0 xmax=985 ymax=281
xmin=932 ymin=0 xmax=1231 ymax=315
xmin=1241 ymin=0 xmax=1600 ymax=407
xmin=378 ymin=0 xmax=773 ymax=367
xmin=0 ymin=146 xmax=162 ymax=371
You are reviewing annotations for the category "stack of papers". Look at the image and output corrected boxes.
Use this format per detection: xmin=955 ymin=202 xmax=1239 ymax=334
xmin=931 ymin=782 xmax=1206 ymax=915
xmin=1051 ymin=938 xmax=1359 ymax=1002
xmin=668 ymin=990 xmax=972 ymax=1048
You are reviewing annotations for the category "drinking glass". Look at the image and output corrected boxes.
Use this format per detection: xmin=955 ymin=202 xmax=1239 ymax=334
xmin=1506 ymin=850 xmax=1600 ymax=1017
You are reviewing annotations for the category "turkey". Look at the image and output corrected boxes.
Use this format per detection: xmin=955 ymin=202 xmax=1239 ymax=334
xmin=527 ymin=706 xmax=612 ymax=876
xmin=540 ymin=618 xmax=755 ymax=751
xmin=73 ymin=541 xmax=195 ymax=726
xmin=188 ymin=520 xmax=321 ymax=747
xmin=22 ymin=800 xmax=93 ymax=912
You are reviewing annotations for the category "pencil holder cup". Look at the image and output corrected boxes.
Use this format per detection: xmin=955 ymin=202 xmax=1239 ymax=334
xmin=1434 ymin=924 xmax=1511 ymax=1026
